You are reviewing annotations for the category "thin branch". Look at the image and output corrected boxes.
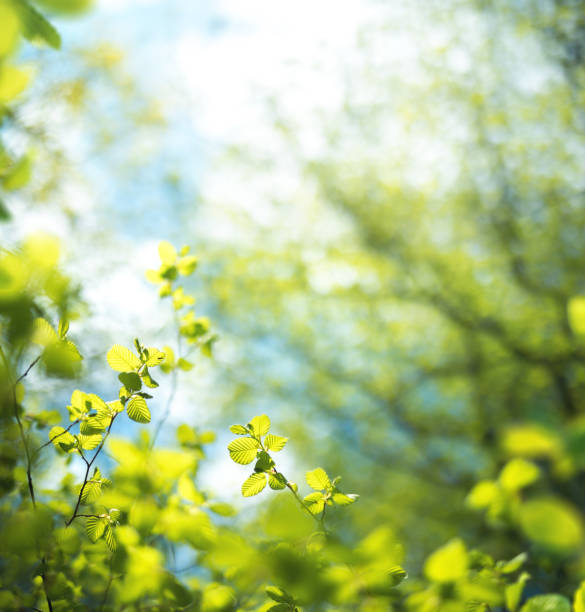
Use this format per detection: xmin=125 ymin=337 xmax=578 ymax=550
xmin=36 ymin=420 xmax=79 ymax=451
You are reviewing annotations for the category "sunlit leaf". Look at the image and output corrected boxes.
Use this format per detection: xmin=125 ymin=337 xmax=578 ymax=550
xmin=264 ymin=434 xmax=287 ymax=452
xmin=106 ymin=344 xmax=141 ymax=372
xmin=228 ymin=437 xmax=260 ymax=465
xmin=248 ymin=414 xmax=270 ymax=437
xmin=241 ymin=472 xmax=266 ymax=497
xmin=126 ymin=396 xmax=151 ymax=424
xmin=306 ymin=468 xmax=331 ymax=491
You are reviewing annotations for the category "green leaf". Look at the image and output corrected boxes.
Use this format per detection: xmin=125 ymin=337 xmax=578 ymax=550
xmin=521 ymin=594 xmax=571 ymax=612
xmin=499 ymin=552 xmax=527 ymax=574
xmin=520 ymin=497 xmax=584 ymax=554
xmin=228 ymin=437 xmax=260 ymax=465
xmin=145 ymin=348 xmax=165 ymax=366
xmin=80 ymin=470 xmax=104 ymax=504
xmin=242 ymin=472 xmax=267 ymax=497
xmin=118 ymin=372 xmax=142 ymax=392
xmin=264 ymin=434 xmax=287 ymax=452
xmin=229 ymin=424 xmax=249 ymax=435
xmin=126 ymin=396 xmax=151 ymax=424
xmin=141 ymin=366 xmax=159 ymax=388
xmin=424 ymin=538 xmax=468 ymax=583
xmin=106 ymin=344 xmax=141 ymax=372
xmin=103 ymin=524 xmax=117 ymax=551
xmin=332 ymin=492 xmax=358 ymax=505
xmin=208 ymin=502 xmax=236 ymax=517
xmin=15 ymin=0 xmax=61 ymax=49
xmin=254 ymin=450 xmax=275 ymax=472
xmin=177 ymin=357 xmax=193 ymax=371
xmin=388 ymin=565 xmax=407 ymax=586
xmin=574 ymin=582 xmax=585 ymax=612
xmin=306 ymin=468 xmax=331 ymax=491
xmin=77 ymin=433 xmax=103 ymax=451
xmin=506 ymin=572 xmax=530 ymax=612
xmin=79 ymin=416 xmax=107 ymax=435
xmin=267 ymin=605 xmax=292 ymax=612
xmin=86 ymin=516 xmax=106 ymax=542
xmin=48 ymin=426 xmax=76 ymax=452
xmin=248 ymin=414 xmax=270 ymax=437
xmin=266 ymin=585 xmax=294 ymax=604
xmin=499 ymin=459 xmax=540 ymax=492
xmin=31 ymin=317 xmax=58 ymax=346
xmin=158 ymin=241 xmax=177 ymax=265
xmin=303 ymin=492 xmax=325 ymax=515
xmin=269 ymin=473 xmax=287 ymax=490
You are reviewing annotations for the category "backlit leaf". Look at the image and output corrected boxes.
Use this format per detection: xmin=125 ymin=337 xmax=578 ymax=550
xmin=126 ymin=396 xmax=151 ymax=424
xmin=241 ymin=472 xmax=267 ymax=497
xmin=106 ymin=344 xmax=141 ymax=372
xmin=228 ymin=437 xmax=260 ymax=465
xmin=264 ymin=434 xmax=287 ymax=452
xmin=306 ymin=468 xmax=331 ymax=491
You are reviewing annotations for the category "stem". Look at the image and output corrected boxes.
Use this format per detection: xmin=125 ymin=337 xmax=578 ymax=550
xmin=66 ymin=414 xmax=118 ymax=526
xmin=254 ymin=435 xmax=321 ymax=525
xmin=0 ymin=347 xmax=53 ymax=612
xmin=36 ymin=420 xmax=79 ymax=451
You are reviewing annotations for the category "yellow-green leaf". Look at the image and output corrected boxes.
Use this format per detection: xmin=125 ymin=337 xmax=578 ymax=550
xmin=126 ymin=396 xmax=151 ymax=424
xmin=241 ymin=472 xmax=267 ymax=497
xmin=106 ymin=344 xmax=141 ymax=372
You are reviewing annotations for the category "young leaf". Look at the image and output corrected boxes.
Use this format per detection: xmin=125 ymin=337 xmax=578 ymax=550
xmin=254 ymin=450 xmax=275 ymax=472
xmin=388 ymin=565 xmax=407 ymax=586
xmin=242 ymin=472 xmax=267 ymax=497
xmin=229 ymin=425 xmax=249 ymax=435
xmin=48 ymin=426 xmax=76 ymax=453
xmin=79 ymin=416 xmax=107 ymax=435
xmin=80 ymin=481 xmax=102 ymax=504
xmin=145 ymin=348 xmax=165 ymax=366
xmin=248 ymin=414 xmax=270 ymax=437
xmin=332 ymin=492 xmax=358 ymax=505
xmin=228 ymin=437 xmax=260 ymax=465
xmin=306 ymin=468 xmax=331 ymax=491
xmin=104 ymin=524 xmax=117 ymax=552
xmin=266 ymin=586 xmax=294 ymax=604
xmin=106 ymin=345 xmax=141 ymax=372
xmin=264 ymin=434 xmax=288 ymax=452
xmin=77 ymin=433 xmax=103 ymax=451
xmin=86 ymin=516 xmax=107 ymax=542
xmin=303 ymin=492 xmax=325 ymax=515
xmin=15 ymin=1 xmax=61 ymax=49
xmin=177 ymin=358 xmax=193 ymax=371
xmin=158 ymin=241 xmax=177 ymax=265
xmin=141 ymin=366 xmax=159 ymax=388
xmin=269 ymin=473 xmax=287 ymax=490
xmin=118 ymin=372 xmax=142 ymax=392
xmin=126 ymin=396 xmax=151 ymax=424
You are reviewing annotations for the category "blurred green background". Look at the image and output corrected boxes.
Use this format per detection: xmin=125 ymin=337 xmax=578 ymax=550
xmin=3 ymin=0 xmax=585 ymax=607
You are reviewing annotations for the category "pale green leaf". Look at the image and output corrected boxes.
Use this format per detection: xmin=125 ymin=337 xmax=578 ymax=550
xmin=228 ymin=437 xmax=260 ymax=465
xmin=126 ymin=396 xmax=151 ymax=424
xmin=248 ymin=414 xmax=270 ymax=437
xmin=241 ymin=472 xmax=267 ymax=497
xmin=106 ymin=344 xmax=141 ymax=372
xmin=264 ymin=434 xmax=287 ymax=452
xmin=424 ymin=538 xmax=468 ymax=583
xmin=86 ymin=516 xmax=106 ymax=542
xmin=77 ymin=433 xmax=103 ymax=451
xmin=104 ymin=524 xmax=117 ymax=551
xmin=158 ymin=241 xmax=177 ymax=264
xmin=269 ymin=473 xmax=287 ymax=490
xmin=229 ymin=424 xmax=249 ymax=435
xmin=306 ymin=468 xmax=331 ymax=491
xmin=145 ymin=347 xmax=165 ymax=366
xmin=520 ymin=594 xmax=571 ymax=612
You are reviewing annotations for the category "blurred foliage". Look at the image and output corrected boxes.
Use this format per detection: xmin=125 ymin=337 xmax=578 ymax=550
xmin=3 ymin=0 xmax=585 ymax=610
